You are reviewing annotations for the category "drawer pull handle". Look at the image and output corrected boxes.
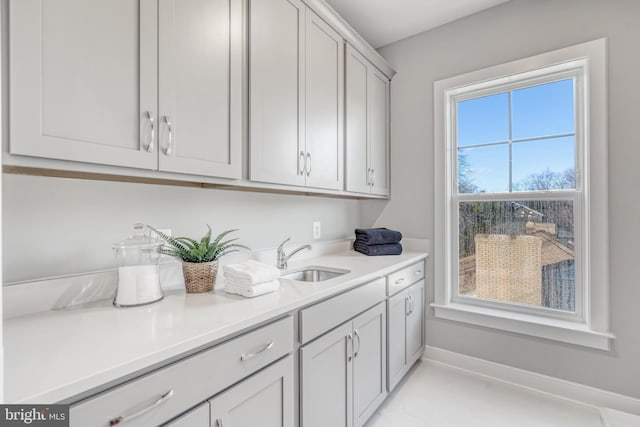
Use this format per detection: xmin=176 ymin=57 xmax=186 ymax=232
xmin=395 ymin=278 xmax=405 ymax=285
xmin=240 ymin=341 xmax=275 ymax=362
xmin=108 ymin=389 xmax=174 ymax=425
xmin=414 ymin=270 xmax=422 ymax=275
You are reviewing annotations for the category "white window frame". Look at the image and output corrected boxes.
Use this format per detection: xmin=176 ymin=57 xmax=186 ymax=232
xmin=433 ymin=39 xmax=613 ymax=350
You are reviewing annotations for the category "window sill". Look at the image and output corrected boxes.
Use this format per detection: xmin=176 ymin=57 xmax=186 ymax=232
xmin=431 ymin=303 xmax=614 ymax=350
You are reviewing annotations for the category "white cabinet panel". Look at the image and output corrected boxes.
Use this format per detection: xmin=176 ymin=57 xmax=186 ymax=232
xmin=249 ymin=0 xmax=306 ymax=186
xmin=345 ymin=44 xmax=390 ymax=196
xmin=10 ymin=0 xmax=158 ymax=169
xmin=386 ymin=280 xmax=425 ymax=392
xmin=300 ymin=322 xmax=353 ymax=427
xmin=158 ymin=0 xmax=242 ymax=178
xmin=304 ymin=10 xmax=344 ymax=190
xmin=345 ymin=46 xmax=370 ymax=194
xmin=386 ymin=288 xmax=408 ymax=391
xmin=369 ymin=68 xmax=390 ymax=196
xmin=407 ymin=280 xmax=425 ymax=363
xmin=209 ymin=355 xmax=294 ymax=427
xmin=352 ymin=302 xmax=387 ymax=427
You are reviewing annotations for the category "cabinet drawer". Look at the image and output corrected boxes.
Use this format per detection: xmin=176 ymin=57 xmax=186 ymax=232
xmin=71 ymin=316 xmax=294 ymax=427
xmin=299 ymin=278 xmax=385 ymax=344
xmin=386 ymin=261 xmax=425 ymax=296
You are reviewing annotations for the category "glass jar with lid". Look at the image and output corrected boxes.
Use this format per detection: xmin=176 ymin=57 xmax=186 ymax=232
xmin=113 ymin=223 xmax=164 ymax=307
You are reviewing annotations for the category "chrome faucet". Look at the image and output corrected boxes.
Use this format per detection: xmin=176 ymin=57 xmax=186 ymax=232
xmin=277 ymin=237 xmax=312 ymax=270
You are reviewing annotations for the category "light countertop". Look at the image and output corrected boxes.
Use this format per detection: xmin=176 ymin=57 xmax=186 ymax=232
xmin=4 ymin=250 xmax=428 ymax=404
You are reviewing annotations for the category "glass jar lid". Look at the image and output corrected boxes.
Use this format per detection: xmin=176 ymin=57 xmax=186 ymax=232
xmin=114 ymin=223 xmax=163 ymax=250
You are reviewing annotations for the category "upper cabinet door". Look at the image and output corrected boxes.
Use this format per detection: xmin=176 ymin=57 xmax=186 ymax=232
xmin=249 ymin=0 xmax=306 ymax=186
xmin=345 ymin=45 xmax=370 ymax=194
xmin=9 ymin=0 xmax=158 ymax=169
xmin=368 ymin=68 xmax=390 ymax=196
xmin=158 ymin=0 xmax=242 ymax=179
xmin=304 ymin=11 xmax=344 ymax=191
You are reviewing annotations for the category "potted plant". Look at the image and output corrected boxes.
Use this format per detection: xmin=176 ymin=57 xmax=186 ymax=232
xmin=149 ymin=225 xmax=249 ymax=293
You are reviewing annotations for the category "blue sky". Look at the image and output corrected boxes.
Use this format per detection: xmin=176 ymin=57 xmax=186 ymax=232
xmin=457 ymin=79 xmax=575 ymax=193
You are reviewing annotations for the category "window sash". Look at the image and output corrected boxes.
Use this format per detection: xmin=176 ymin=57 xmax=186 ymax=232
xmin=445 ymin=64 xmax=587 ymax=322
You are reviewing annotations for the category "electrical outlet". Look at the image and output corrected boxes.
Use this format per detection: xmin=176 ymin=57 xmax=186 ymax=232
xmin=313 ymin=222 xmax=321 ymax=239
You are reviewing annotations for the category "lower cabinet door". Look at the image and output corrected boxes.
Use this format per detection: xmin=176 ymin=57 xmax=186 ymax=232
xmin=406 ymin=280 xmax=425 ymax=364
xmin=164 ymin=402 xmax=209 ymax=426
xmin=386 ymin=288 xmax=408 ymax=391
xmin=209 ymin=355 xmax=294 ymax=427
xmin=352 ymin=303 xmax=387 ymax=427
xmin=300 ymin=322 xmax=353 ymax=427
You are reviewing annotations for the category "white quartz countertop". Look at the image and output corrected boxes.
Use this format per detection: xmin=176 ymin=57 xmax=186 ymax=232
xmin=4 ymin=250 xmax=428 ymax=404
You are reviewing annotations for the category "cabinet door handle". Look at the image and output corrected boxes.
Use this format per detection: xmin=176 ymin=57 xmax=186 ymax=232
xmin=306 ymin=153 xmax=312 ymax=176
xmin=163 ymin=115 xmax=173 ymax=156
xmin=144 ymin=111 xmax=155 ymax=153
xmin=367 ymin=168 xmax=372 ymax=186
xmin=347 ymin=333 xmax=353 ymax=362
xmin=409 ymin=295 xmax=414 ymax=315
xmin=415 ymin=270 xmax=422 ymax=276
xmin=108 ymin=389 xmax=174 ymax=425
xmin=240 ymin=341 xmax=274 ymax=362
xmin=216 ymin=419 xmax=224 ymax=427
xmin=299 ymin=151 xmax=305 ymax=175
xmin=353 ymin=329 xmax=361 ymax=358
xmin=370 ymin=168 xmax=375 ymax=186
xmin=406 ymin=296 xmax=410 ymax=316
xmin=395 ymin=278 xmax=405 ymax=285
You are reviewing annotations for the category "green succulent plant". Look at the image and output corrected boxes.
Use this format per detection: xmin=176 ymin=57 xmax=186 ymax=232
xmin=148 ymin=225 xmax=249 ymax=263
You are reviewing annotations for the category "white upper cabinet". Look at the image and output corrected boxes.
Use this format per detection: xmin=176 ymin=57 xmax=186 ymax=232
xmin=9 ymin=0 xmax=241 ymax=178
xmin=10 ymin=0 xmax=158 ymax=169
xmin=304 ymin=10 xmax=344 ymax=190
xmin=249 ymin=0 xmax=306 ymax=186
xmin=345 ymin=44 xmax=390 ymax=197
xmin=249 ymin=0 xmax=344 ymax=190
xmin=158 ymin=0 xmax=242 ymax=178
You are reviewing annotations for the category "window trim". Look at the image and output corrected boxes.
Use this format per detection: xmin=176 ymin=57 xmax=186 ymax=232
xmin=433 ymin=39 xmax=612 ymax=350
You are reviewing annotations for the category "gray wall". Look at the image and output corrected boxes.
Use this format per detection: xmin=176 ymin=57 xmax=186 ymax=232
xmin=2 ymin=173 xmax=361 ymax=283
xmin=373 ymin=0 xmax=640 ymax=398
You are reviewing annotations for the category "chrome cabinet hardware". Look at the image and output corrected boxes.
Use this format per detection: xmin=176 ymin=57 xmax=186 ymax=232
xmin=299 ymin=151 xmax=305 ymax=175
xmin=216 ymin=419 xmax=224 ymax=427
xmin=144 ymin=111 xmax=155 ymax=153
xmin=353 ymin=329 xmax=361 ymax=358
xmin=415 ymin=270 xmax=422 ymax=276
xmin=394 ymin=278 xmax=405 ymax=285
xmin=240 ymin=341 xmax=275 ymax=362
xmin=306 ymin=152 xmax=312 ymax=176
xmin=347 ymin=333 xmax=353 ymax=362
xmin=371 ymin=168 xmax=375 ymax=186
xmin=108 ymin=389 xmax=174 ymax=425
xmin=163 ymin=115 xmax=173 ymax=156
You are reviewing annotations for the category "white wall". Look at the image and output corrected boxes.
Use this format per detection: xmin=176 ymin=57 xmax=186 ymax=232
xmin=2 ymin=174 xmax=361 ymax=283
xmin=372 ymin=0 xmax=640 ymax=398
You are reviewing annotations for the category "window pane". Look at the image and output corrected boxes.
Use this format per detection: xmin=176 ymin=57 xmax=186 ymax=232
xmin=512 ymin=136 xmax=575 ymax=191
xmin=458 ymin=200 xmax=575 ymax=312
xmin=457 ymin=93 xmax=509 ymax=147
xmin=512 ymin=79 xmax=574 ymax=140
xmin=458 ymin=145 xmax=509 ymax=193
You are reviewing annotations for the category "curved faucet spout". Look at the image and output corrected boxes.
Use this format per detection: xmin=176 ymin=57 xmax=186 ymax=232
xmin=277 ymin=238 xmax=312 ymax=270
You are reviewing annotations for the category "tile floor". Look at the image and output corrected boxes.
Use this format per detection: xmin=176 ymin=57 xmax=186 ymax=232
xmin=365 ymin=361 xmax=604 ymax=427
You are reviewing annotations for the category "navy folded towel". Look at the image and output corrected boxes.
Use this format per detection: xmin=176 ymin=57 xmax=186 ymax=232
xmin=354 ymin=228 xmax=402 ymax=245
xmin=354 ymin=242 xmax=403 ymax=256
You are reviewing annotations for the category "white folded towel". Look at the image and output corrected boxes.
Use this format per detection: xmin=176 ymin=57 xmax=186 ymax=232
xmin=223 ymin=260 xmax=280 ymax=285
xmin=224 ymin=279 xmax=280 ymax=298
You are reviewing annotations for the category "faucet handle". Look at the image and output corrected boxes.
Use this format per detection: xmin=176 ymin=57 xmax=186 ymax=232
xmin=278 ymin=237 xmax=291 ymax=250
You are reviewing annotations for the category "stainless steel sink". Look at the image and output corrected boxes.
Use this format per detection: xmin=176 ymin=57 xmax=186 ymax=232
xmin=280 ymin=266 xmax=349 ymax=282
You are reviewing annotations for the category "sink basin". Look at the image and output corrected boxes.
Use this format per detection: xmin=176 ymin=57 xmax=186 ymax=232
xmin=281 ymin=266 xmax=349 ymax=282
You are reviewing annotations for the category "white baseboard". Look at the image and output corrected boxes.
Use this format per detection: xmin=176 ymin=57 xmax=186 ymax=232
xmin=422 ymin=345 xmax=640 ymax=417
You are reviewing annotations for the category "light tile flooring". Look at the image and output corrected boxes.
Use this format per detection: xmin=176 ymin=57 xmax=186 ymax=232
xmin=365 ymin=361 xmax=604 ymax=427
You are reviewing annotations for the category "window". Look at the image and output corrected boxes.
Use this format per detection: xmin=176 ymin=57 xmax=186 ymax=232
xmin=433 ymin=39 xmax=612 ymax=350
